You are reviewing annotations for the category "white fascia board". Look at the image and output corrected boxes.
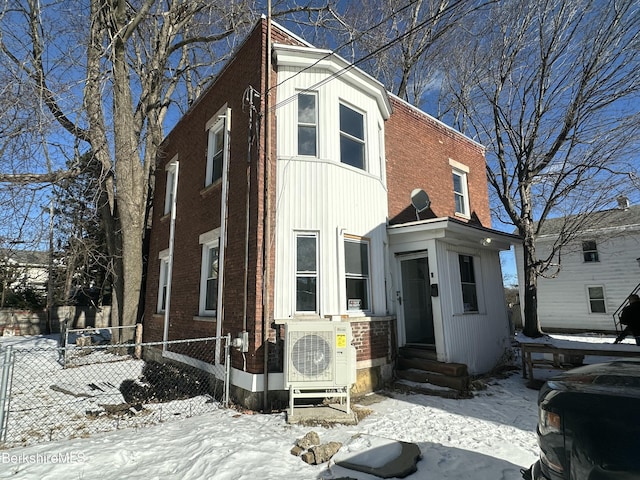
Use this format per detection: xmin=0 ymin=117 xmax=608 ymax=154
xmin=273 ymin=43 xmax=392 ymax=119
xmin=388 ymin=217 xmax=519 ymax=251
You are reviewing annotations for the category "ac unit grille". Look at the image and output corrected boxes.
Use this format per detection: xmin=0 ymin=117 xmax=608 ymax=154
xmin=288 ymin=331 xmax=334 ymax=382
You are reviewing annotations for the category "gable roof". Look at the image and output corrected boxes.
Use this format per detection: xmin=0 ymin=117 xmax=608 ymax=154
xmin=537 ymin=203 xmax=640 ymax=237
xmin=0 ymin=249 xmax=48 ymax=266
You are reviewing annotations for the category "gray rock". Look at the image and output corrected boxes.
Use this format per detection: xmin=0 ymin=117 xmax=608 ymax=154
xmin=296 ymin=431 xmax=320 ymax=449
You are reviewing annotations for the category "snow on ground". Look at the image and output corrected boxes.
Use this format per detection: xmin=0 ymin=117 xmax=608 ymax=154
xmin=0 ymin=332 xmax=635 ymax=480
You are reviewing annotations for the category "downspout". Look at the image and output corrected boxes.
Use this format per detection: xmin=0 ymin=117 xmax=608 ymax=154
xmin=162 ymin=159 xmax=179 ymax=350
xmin=263 ymin=5 xmax=272 ymax=412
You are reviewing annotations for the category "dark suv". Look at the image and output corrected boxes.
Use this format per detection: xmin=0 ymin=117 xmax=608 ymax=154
xmin=523 ymin=359 xmax=640 ymax=480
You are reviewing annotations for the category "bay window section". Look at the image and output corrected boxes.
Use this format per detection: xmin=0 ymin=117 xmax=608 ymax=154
xmin=339 ymin=104 xmax=365 ymax=170
xmin=344 ymin=237 xmax=370 ymax=311
xmin=297 ymin=93 xmax=317 ymax=156
xmin=295 ymin=233 xmax=318 ymax=313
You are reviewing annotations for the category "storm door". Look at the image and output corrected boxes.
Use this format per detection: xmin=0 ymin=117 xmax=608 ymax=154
xmin=400 ymin=256 xmax=435 ymax=344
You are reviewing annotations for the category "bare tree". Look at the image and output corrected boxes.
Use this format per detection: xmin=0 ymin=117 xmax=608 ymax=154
xmin=441 ymin=0 xmax=640 ymax=336
xmin=0 ymin=1 xmax=334 ymax=333
xmin=331 ymin=0 xmax=491 ymax=106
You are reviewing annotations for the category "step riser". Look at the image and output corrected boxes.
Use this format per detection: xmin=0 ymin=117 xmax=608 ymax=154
xmin=397 ymin=357 xmax=468 ymax=377
xmin=396 ymin=369 xmax=469 ymax=392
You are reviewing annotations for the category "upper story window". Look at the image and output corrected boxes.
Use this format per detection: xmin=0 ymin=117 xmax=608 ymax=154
xmin=297 ymin=92 xmax=317 ymax=156
xmin=459 ymin=254 xmax=478 ymax=312
xmin=587 ymin=286 xmax=606 ymax=313
xmin=163 ymin=160 xmax=178 ymax=215
xmin=582 ymin=240 xmax=599 ymax=262
xmin=450 ymin=159 xmax=470 ymax=218
xmin=340 ymin=103 xmax=365 ymax=170
xmin=205 ymin=115 xmax=226 ymax=187
xmin=295 ymin=232 xmax=318 ymax=313
xmin=344 ymin=236 xmax=370 ymax=312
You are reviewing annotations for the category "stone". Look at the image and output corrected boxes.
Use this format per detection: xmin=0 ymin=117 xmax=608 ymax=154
xmin=290 ymin=445 xmax=304 ymax=457
xmin=308 ymin=441 xmax=342 ymax=464
xmin=296 ymin=431 xmax=320 ymax=449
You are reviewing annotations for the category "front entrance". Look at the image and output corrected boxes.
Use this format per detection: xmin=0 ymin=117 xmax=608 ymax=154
xmin=400 ymin=256 xmax=435 ymax=344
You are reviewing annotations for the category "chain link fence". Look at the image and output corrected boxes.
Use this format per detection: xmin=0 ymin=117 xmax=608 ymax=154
xmin=0 ymin=333 xmax=230 ymax=449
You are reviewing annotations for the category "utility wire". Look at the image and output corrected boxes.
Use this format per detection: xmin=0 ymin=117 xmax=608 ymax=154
xmin=267 ymin=0 xmax=421 ymax=97
xmin=267 ymin=0 xmax=469 ymax=113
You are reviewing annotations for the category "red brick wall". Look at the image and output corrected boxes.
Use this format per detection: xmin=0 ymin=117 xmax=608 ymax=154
xmin=143 ymin=20 xmax=306 ymax=375
xmin=351 ymin=319 xmax=396 ymax=363
xmin=385 ymin=97 xmax=491 ymax=227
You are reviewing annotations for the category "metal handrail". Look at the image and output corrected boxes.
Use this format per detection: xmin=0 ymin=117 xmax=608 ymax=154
xmin=612 ymin=282 xmax=640 ymax=332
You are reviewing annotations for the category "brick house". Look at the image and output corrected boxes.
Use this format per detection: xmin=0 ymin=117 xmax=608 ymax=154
xmin=143 ymin=18 xmax=517 ymax=409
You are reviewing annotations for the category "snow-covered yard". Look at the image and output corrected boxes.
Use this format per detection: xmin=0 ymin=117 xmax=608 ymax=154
xmin=0 ymin=332 xmax=635 ymax=479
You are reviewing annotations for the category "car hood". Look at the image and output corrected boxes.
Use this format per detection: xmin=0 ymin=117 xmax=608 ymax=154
xmin=543 ymin=359 xmax=640 ymax=399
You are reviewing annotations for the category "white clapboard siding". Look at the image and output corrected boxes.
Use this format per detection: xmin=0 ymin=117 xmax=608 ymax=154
xmin=516 ymin=233 xmax=640 ymax=332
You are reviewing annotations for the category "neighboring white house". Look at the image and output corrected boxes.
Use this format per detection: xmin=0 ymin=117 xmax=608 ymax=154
xmin=515 ymin=197 xmax=640 ymax=333
xmin=0 ymin=249 xmax=49 ymax=296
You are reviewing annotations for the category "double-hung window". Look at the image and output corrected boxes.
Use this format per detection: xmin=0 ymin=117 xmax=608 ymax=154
xmin=587 ymin=286 xmax=606 ymax=313
xmin=164 ymin=158 xmax=178 ymax=215
xmin=199 ymin=229 xmax=221 ymax=316
xmin=297 ymin=92 xmax=317 ymax=156
xmin=157 ymin=249 xmax=170 ymax=313
xmin=295 ymin=233 xmax=318 ymax=313
xmin=205 ymin=116 xmax=226 ymax=187
xmin=582 ymin=240 xmax=599 ymax=262
xmin=344 ymin=237 xmax=370 ymax=311
xmin=450 ymin=159 xmax=470 ymax=217
xmin=459 ymin=254 xmax=478 ymax=312
xmin=339 ymin=104 xmax=365 ymax=170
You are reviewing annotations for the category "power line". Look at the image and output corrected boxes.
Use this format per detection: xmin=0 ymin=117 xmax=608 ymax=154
xmin=267 ymin=0 xmax=469 ymax=113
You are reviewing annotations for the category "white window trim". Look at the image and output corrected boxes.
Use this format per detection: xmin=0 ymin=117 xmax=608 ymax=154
xmin=339 ymin=102 xmax=367 ymax=171
xmin=587 ymin=285 xmax=607 ymax=314
xmin=163 ymin=158 xmax=178 ymax=215
xmin=294 ymin=231 xmax=320 ymax=315
xmin=297 ymin=91 xmax=318 ymax=157
xmin=199 ymin=228 xmax=221 ymax=316
xmin=343 ymin=234 xmax=372 ymax=314
xmin=157 ymin=249 xmax=170 ymax=313
xmin=450 ymin=159 xmax=470 ymax=219
xmin=450 ymin=249 xmax=485 ymax=315
xmin=205 ymin=105 xmax=229 ymax=187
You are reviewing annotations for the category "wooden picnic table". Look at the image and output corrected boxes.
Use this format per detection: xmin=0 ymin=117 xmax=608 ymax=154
xmin=520 ymin=341 xmax=640 ymax=382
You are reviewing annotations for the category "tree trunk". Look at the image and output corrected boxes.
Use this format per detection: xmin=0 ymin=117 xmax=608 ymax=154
xmin=521 ymin=231 xmax=543 ymax=338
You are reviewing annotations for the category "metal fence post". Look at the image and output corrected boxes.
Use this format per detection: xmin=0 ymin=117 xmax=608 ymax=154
xmin=0 ymin=346 xmax=15 ymax=443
